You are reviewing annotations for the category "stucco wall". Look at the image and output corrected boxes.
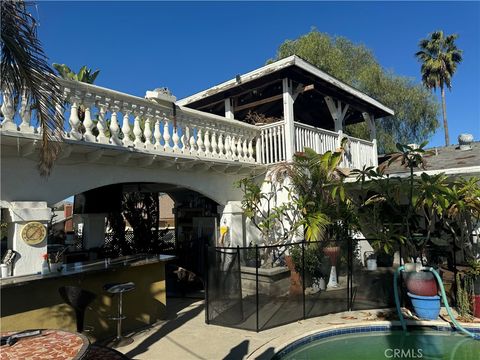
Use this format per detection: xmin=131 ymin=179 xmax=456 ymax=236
xmin=1 ymin=156 xmax=249 ymax=207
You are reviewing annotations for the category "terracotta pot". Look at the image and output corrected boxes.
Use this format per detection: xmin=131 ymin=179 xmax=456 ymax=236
xmin=405 ymin=271 xmax=438 ymax=296
xmin=323 ymin=246 xmax=340 ymax=265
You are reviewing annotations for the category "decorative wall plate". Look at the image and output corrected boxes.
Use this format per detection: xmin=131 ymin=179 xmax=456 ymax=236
xmin=21 ymin=222 xmax=47 ymax=245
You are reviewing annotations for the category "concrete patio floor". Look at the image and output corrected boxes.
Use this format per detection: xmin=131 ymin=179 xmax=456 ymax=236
xmin=115 ymin=297 xmax=480 ymax=360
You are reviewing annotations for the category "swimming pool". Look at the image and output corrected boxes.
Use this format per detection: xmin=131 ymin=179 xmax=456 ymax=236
xmin=273 ymin=325 xmax=480 ymax=360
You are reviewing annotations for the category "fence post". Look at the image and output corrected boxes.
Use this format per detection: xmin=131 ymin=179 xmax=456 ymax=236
xmin=302 ymin=241 xmax=306 ymax=319
xmin=204 ymin=242 xmax=210 ymax=324
xmin=237 ymin=245 xmax=244 ymax=319
xmin=453 ymin=246 xmax=457 ymax=307
xmin=347 ymin=236 xmax=353 ymax=311
xmin=255 ymin=244 xmax=259 ymax=332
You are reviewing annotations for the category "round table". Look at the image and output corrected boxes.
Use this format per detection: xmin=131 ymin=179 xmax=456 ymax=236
xmin=0 ymin=329 xmax=89 ymax=360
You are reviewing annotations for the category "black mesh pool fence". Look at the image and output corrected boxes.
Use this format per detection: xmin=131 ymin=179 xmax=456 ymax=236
xmin=205 ymin=238 xmax=468 ymax=331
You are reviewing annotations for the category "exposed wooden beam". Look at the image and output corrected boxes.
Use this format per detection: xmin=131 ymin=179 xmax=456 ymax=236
xmin=235 ymin=84 xmax=314 ymax=113
xmin=235 ymin=94 xmax=283 ymax=112
xmin=195 ymin=98 xmax=225 ymax=111
xmin=363 ymin=112 xmax=376 ymax=140
xmin=193 ymin=79 xmax=283 ymax=112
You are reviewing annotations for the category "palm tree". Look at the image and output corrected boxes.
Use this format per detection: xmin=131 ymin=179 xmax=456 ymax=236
xmin=1 ymin=1 xmax=64 ymax=175
xmin=53 ymin=64 xmax=100 ymax=84
xmin=53 ymin=64 xmax=100 ymax=121
xmin=415 ymin=30 xmax=463 ymax=146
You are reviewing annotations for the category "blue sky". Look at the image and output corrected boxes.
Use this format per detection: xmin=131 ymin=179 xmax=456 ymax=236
xmin=36 ymin=1 xmax=479 ymax=148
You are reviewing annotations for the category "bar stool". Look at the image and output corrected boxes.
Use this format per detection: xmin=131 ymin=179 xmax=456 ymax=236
xmin=104 ymin=282 xmax=135 ymax=347
xmin=58 ymin=286 xmax=96 ymax=333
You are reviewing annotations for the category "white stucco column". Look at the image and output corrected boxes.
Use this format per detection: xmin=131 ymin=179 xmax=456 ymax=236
xmin=283 ymin=78 xmax=296 ymax=161
xmin=80 ymin=214 xmax=107 ymax=249
xmin=218 ymin=201 xmax=245 ymax=247
xmin=6 ymin=202 xmax=51 ymax=276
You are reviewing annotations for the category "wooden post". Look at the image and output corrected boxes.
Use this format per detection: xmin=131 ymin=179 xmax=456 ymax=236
xmin=363 ymin=112 xmax=376 ymax=141
xmin=225 ymin=98 xmax=234 ymax=119
xmin=283 ymin=78 xmax=295 ymax=161
xmin=372 ymin=139 xmax=378 ymax=167
xmin=325 ymin=96 xmax=349 ymax=132
xmin=337 ymin=130 xmax=343 ymax=149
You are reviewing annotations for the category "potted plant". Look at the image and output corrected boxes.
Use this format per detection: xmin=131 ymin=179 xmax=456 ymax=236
xmin=290 ymin=243 xmax=324 ymax=288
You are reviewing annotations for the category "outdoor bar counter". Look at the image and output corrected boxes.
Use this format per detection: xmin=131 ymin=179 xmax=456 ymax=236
xmin=0 ymin=254 xmax=174 ymax=340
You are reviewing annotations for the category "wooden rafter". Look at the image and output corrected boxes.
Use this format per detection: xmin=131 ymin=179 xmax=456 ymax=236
xmin=235 ymin=84 xmax=314 ymax=112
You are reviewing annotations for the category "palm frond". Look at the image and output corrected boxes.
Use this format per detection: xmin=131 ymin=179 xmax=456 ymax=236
xmin=1 ymin=1 xmax=64 ymax=175
xmin=415 ymin=30 xmax=462 ymax=93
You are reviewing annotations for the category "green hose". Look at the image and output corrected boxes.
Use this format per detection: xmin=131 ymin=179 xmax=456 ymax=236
xmin=393 ymin=265 xmax=479 ymax=340
xmin=393 ymin=265 xmax=407 ymax=332
xmin=428 ymin=267 xmax=479 ymax=340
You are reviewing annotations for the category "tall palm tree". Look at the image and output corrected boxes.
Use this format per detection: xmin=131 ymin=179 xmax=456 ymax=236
xmin=415 ymin=30 xmax=463 ymax=146
xmin=1 ymin=1 xmax=64 ymax=175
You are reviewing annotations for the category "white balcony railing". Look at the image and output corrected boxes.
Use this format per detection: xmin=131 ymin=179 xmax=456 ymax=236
xmin=341 ymin=136 xmax=378 ymax=169
xmin=258 ymin=121 xmax=287 ymax=164
xmin=294 ymin=122 xmax=377 ymax=168
xmin=0 ymin=79 xmax=260 ymax=164
xmin=294 ymin=122 xmax=339 ymax=156
xmin=1 ymin=80 xmax=377 ymax=169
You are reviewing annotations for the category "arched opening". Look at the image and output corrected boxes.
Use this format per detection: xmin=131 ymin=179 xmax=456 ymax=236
xmin=47 ymin=182 xmax=220 ymax=297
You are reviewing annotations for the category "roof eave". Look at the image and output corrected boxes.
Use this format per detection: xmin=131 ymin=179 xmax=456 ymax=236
xmin=177 ymin=55 xmax=394 ymax=117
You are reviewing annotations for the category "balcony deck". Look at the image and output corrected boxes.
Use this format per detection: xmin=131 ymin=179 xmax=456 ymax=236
xmin=1 ymin=79 xmax=377 ymax=170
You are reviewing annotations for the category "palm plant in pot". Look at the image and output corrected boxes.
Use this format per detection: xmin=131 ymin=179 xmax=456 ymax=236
xmin=288 ymin=145 xmax=351 ymax=289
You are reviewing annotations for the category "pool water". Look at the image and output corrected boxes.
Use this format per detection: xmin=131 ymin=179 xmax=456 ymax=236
xmin=277 ymin=330 xmax=480 ymax=360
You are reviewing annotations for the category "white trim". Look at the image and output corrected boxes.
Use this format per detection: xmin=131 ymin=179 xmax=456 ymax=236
xmin=344 ymin=166 xmax=480 ymax=183
xmin=391 ymin=166 xmax=480 ymax=178
xmin=294 ymin=57 xmax=394 ymax=116
xmin=177 ymin=55 xmax=395 ymax=116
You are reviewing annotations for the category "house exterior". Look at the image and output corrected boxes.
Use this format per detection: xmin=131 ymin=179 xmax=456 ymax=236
xmin=0 ymin=55 xmax=394 ymax=276
xmin=381 ymin=138 xmax=480 ymax=178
